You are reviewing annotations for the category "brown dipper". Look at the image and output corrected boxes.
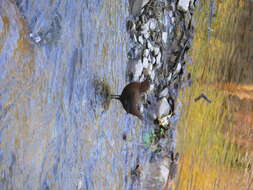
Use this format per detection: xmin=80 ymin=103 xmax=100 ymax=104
xmin=111 ymin=79 xmax=150 ymax=120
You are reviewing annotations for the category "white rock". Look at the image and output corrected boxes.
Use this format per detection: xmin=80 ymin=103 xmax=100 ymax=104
xmin=138 ymin=35 xmax=144 ymax=45
xmin=162 ymin=32 xmax=168 ymax=43
xmin=143 ymin=49 xmax=150 ymax=57
xmin=142 ymin=57 xmax=149 ymax=68
xmin=148 ymin=18 xmax=157 ymax=31
xmin=178 ymin=0 xmax=191 ymax=12
xmin=156 ymin=98 xmax=171 ymax=118
xmin=175 ymin=62 xmax=182 ymax=73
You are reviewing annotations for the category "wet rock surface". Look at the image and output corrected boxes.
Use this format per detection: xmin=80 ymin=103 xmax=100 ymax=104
xmin=127 ymin=0 xmax=197 ymax=189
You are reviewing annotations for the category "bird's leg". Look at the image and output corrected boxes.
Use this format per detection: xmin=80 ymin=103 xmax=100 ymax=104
xmin=110 ymin=94 xmax=120 ymax=100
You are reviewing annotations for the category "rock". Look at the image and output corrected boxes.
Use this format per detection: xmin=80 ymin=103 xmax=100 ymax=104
xmin=142 ymin=57 xmax=149 ymax=68
xmin=167 ymin=73 xmax=172 ymax=82
xmin=153 ymin=46 xmax=160 ymax=56
xmin=143 ymin=49 xmax=150 ymax=57
xmin=159 ymin=88 xmax=169 ymax=98
xmin=143 ymin=31 xmax=150 ymax=39
xmin=138 ymin=35 xmax=144 ymax=45
xmin=126 ymin=20 xmax=136 ymax=31
xmin=150 ymin=70 xmax=156 ymax=80
xmin=130 ymin=0 xmax=150 ymax=15
xmin=142 ymin=0 xmax=150 ymax=7
xmin=184 ymin=12 xmax=192 ymax=29
xmin=175 ymin=62 xmax=182 ymax=73
xmin=177 ymin=0 xmax=191 ymax=12
xmin=162 ymin=32 xmax=168 ymax=44
xmin=127 ymin=45 xmax=142 ymax=60
xmin=155 ymin=52 xmax=162 ymax=67
xmin=141 ymin=23 xmax=149 ymax=33
xmin=151 ymin=56 xmax=156 ymax=65
xmin=156 ymin=98 xmax=171 ymax=118
xmin=131 ymin=60 xmax=144 ymax=80
xmin=148 ymin=18 xmax=158 ymax=31
xmin=143 ymin=64 xmax=153 ymax=76
xmin=147 ymin=40 xmax=154 ymax=51
xmin=170 ymin=55 xmax=177 ymax=63
xmin=141 ymin=14 xmax=148 ymax=23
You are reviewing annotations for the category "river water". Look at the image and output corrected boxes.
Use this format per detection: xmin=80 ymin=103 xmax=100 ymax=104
xmin=0 ymin=0 xmax=147 ymax=189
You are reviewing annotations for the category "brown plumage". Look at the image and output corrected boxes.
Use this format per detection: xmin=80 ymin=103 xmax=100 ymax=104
xmin=111 ymin=79 xmax=150 ymax=120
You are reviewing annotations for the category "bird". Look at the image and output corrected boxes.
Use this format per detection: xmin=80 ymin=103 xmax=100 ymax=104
xmin=111 ymin=79 xmax=150 ymax=120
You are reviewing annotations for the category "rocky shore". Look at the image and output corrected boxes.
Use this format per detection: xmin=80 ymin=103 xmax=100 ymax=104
xmin=127 ymin=0 xmax=198 ymax=189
